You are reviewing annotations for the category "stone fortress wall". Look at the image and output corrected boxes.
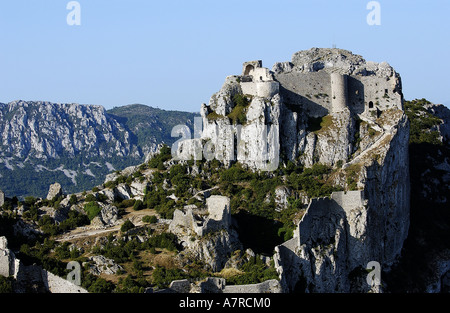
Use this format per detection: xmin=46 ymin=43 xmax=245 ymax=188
xmin=215 ymin=48 xmax=404 ymax=124
xmin=271 ymin=49 xmax=404 ymax=118
xmin=274 ymin=190 xmax=369 ymax=292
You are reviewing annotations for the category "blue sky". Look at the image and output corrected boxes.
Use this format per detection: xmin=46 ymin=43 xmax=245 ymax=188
xmin=0 ymin=0 xmax=449 ymax=112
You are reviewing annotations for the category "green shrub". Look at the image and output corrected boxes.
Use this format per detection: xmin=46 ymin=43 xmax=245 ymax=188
xmin=117 ymin=199 xmax=136 ymax=209
xmin=58 ymin=210 xmax=90 ymax=232
xmin=152 ymin=266 xmax=186 ymax=289
xmin=133 ymin=200 xmax=145 ymax=211
xmin=120 ymin=220 xmax=135 ymax=233
xmin=116 ymin=274 xmax=147 ymax=293
xmin=24 ymin=196 xmax=38 ymax=207
xmin=226 ymin=256 xmax=279 ymax=285
xmin=85 ymin=194 xmax=97 ymax=202
xmin=227 ymin=94 xmax=250 ymax=125
xmin=84 ymin=275 xmax=115 ymax=293
xmin=220 ymin=163 xmax=252 ymax=183
xmin=0 ymin=276 xmax=13 ymax=293
xmin=405 ymin=99 xmax=443 ymax=145
xmin=104 ymin=180 xmax=117 ymax=189
xmin=84 ymin=201 xmax=101 ymax=221
xmin=206 ymin=111 xmax=225 ymax=121
xmin=147 ymin=233 xmax=178 ymax=251
xmin=69 ymin=194 xmax=78 ymax=205
xmin=148 ymin=145 xmax=172 ymax=169
xmin=142 ymin=215 xmax=157 ymax=224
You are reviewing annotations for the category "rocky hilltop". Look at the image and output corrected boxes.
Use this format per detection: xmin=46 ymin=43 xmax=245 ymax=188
xmin=0 ymin=101 xmax=197 ymax=198
xmin=1 ymin=48 xmax=448 ymax=294
xmin=174 ymin=47 xmax=409 ymax=292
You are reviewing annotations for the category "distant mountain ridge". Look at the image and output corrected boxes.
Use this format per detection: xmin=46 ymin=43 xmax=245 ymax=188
xmin=0 ymin=100 xmax=198 ymax=198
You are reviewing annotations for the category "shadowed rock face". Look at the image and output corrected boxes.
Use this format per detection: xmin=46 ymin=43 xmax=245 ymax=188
xmin=273 ymin=109 xmax=410 ymax=293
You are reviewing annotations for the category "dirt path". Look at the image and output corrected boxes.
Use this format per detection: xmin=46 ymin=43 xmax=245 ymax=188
xmin=56 ymin=208 xmax=159 ymax=242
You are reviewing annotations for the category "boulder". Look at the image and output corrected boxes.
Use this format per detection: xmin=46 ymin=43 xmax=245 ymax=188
xmin=274 ymin=186 xmax=291 ymax=211
xmin=84 ymin=255 xmax=123 ymax=275
xmin=100 ymin=204 xmax=119 ymax=226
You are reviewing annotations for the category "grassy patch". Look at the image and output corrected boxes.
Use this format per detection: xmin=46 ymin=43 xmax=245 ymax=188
xmin=405 ymin=99 xmax=443 ymax=145
xmin=307 ymin=115 xmax=334 ymax=134
xmin=84 ymin=201 xmax=102 ymax=221
xmin=344 ymin=163 xmax=363 ymax=191
xmin=227 ymin=94 xmax=251 ymax=125
xmin=206 ymin=111 xmax=225 ymax=121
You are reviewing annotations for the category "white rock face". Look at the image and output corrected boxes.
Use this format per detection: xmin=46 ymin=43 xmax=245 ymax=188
xmin=209 ymin=76 xmax=242 ymax=116
xmin=0 ymin=101 xmax=133 ymax=160
xmin=46 ymin=182 xmax=63 ymax=200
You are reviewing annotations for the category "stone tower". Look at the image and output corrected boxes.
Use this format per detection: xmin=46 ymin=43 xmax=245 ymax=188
xmin=330 ymin=72 xmax=348 ymax=113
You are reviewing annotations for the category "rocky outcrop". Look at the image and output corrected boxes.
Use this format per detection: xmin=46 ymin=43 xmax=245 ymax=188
xmin=274 ymin=186 xmax=291 ymax=212
xmin=46 ymin=182 xmax=63 ymax=200
xmin=84 ymin=255 xmax=123 ymax=275
xmin=170 ymin=49 xmax=411 ymax=292
xmin=176 ymin=48 xmax=404 ymax=173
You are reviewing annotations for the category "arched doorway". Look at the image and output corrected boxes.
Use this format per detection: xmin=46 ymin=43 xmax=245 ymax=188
xmin=244 ymin=64 xmax=254 ymax=76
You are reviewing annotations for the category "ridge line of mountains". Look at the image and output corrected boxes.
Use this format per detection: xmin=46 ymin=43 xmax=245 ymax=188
xmin=0 ymin=101 xmax=199 ymax=198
